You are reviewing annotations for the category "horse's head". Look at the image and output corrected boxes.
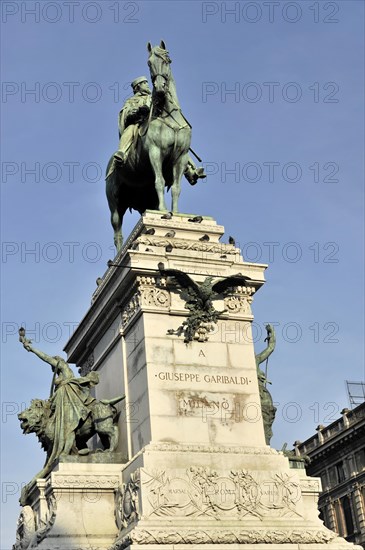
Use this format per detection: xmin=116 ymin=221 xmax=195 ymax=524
xmin=147 ymin=40 xmax=172 ymax=100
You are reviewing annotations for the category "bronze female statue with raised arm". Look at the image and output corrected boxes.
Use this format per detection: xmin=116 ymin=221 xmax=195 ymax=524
xmin=255 ymin=324 xmax=277 ymax=445
xmin=17 ymin=328 xmax=124 ymax=505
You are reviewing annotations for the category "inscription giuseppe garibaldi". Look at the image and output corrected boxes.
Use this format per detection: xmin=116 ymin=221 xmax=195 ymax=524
xmin=156 ymin=371 xmax=251 ymax=385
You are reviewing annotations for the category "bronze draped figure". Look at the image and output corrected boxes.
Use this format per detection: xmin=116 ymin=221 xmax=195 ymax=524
xmin=255 ymin=324 xmax=277 ymax=445
xmin=17 ymin=328 xmax=124 ymax=505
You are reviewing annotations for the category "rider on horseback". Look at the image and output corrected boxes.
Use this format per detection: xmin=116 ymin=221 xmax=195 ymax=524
xmin=114 ymin=76 xmax=151 ymax=166
xmin=112 ymin=76 xmax=206 ymax=185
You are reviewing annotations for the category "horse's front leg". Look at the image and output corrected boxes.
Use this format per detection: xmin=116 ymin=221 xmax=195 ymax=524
xmin=171 ymin=154 xmax=188 ymax=212
xmin=149 ymin=146 xmax=167 ymax=211
xmin=107 ymin=191 xmax=124 ymax=252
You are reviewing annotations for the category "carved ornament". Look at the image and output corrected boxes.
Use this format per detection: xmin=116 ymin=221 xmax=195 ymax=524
xmin=139 ymin=467 xmax=303 ymax=521
xmin=224 ymin=286 xmax=256 ymax=315
xmin=115 ymin=471 xmax=140 ymax=530
xmin=133 ymin=235 xmax=237 ymax=255
xmin=112 ymin=527 xmax=335 ymax=548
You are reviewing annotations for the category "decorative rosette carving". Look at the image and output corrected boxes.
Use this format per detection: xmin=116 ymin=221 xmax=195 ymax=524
xmin=224 ymin=286 xmax=255 ymax=316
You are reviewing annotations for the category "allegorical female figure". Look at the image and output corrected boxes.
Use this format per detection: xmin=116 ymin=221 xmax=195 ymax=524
xmin=19 ymin=329 xmax=99 ymax=461
xmin=18 ymin=328 xmax=124 ymax=506
xmin=255 ymin=324 xmax=277 ymax=445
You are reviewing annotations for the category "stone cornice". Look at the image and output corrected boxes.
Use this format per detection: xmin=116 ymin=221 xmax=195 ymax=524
xmin=64 ymin=212 xmax=267 ymax=365
xmin=304 ymin=423 xmax=365 ymax=466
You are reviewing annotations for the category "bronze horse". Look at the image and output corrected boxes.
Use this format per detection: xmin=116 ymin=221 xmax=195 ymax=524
xmin=106 ymin=41 xmax=192 ymax=251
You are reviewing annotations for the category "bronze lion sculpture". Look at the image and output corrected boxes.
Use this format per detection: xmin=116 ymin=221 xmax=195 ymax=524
xmin=18 ymin=395 xmax=123 ymax=505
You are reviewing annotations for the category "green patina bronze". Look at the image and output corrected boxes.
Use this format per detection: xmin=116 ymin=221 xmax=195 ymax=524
xmin=18 ymin=328 xmax=124 ymax=505
xmin=255 ymin=324 xmax=277 ymax=445
xmin=158 ymin=266 xmax=251 ymax=343
xmin=106 ymin=41 xmax=206 ymax=251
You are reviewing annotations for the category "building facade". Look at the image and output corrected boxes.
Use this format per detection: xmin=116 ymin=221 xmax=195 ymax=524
xmin=295 ymin=403 xmax=365 ymax=548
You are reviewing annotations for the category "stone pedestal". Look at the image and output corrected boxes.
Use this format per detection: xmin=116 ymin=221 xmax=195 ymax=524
xmin=14 ymin=212 xmax=361 ymax=550
xmin=14 ymin=461 xmax=121 ymax=550
xmin=112 ymin=444 xmax=339 ymax=549
xmin=66 ymin=212 xmax=268 ymax=458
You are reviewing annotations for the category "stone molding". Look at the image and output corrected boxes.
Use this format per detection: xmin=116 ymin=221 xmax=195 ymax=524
xmin=50 ymin=475 xmax=120 ymax=488
xmin=111 ymin=527 xmax=336 ymax=548
xmin=300 ymin=478 xmax=322 ymax=491
xmin=146 ymin=442 xmax=278 ymax=454
xmin=138 ymin=213 xmax=218 ymax=231
xmin=133 ymin=235 xmax=238 ymax=255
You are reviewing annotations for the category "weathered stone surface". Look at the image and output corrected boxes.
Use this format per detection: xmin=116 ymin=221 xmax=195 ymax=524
xmin=111 ymin=445 xmax=357 ymax=550
xmin=16 ymin=213 xmax=361 ymax=550
xmin=14 ymin=463 xmax=121 ymax=550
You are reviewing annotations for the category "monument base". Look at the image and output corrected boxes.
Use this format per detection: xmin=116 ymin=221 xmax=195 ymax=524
xmin=14 ymin=448 xmax=360 ymax=550
xmin=13 ymin=214 xmax=362 ymax=550
xmin=13 ymin=462 xmax=121 ymax=550
xmin=111 ymin=443 xmax=355 ymax=550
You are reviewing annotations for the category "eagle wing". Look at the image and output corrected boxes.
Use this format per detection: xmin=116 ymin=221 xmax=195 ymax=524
xmin=212 ymin=275 xmax=251 ymax=295
xmin=160 ymin=268 xmax=201 ymax=296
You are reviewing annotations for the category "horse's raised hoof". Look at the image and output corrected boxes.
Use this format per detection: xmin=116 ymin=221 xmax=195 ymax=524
xmin=196 ymin=167 xmax=206 ymax=178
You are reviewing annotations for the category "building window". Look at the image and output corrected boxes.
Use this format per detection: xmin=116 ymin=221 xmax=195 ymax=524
xmin=328 ymin=466 xmax=337 ymax=487
xmin=336 ymin=461 xmax=346 ymax=483
xmin=320 ymin=472 xmax=328 ymax=491
xmin=341 ymin=495 xmax=354 ymax=537
xmin=355 ymin=448 xmax=365 ymax=472
xmin=334 ymin=496 xmax=355 ymax=538
xmin=334 ymin=499 xmax=344 ymax=536
xmin=328 ymin=462 xmax=347 ymax=486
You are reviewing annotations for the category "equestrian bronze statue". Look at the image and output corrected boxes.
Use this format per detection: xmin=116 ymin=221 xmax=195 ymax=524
xmin=106 ymin=41 xmax=205 ymax=251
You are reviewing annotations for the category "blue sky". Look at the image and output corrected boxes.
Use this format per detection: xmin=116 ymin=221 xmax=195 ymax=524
xmin=1 ymin=1 xmax=364 ymax=547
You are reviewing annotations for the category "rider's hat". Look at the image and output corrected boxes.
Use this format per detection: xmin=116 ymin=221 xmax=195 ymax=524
xmin=131 ymin=76 xmax=149 ymax=90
